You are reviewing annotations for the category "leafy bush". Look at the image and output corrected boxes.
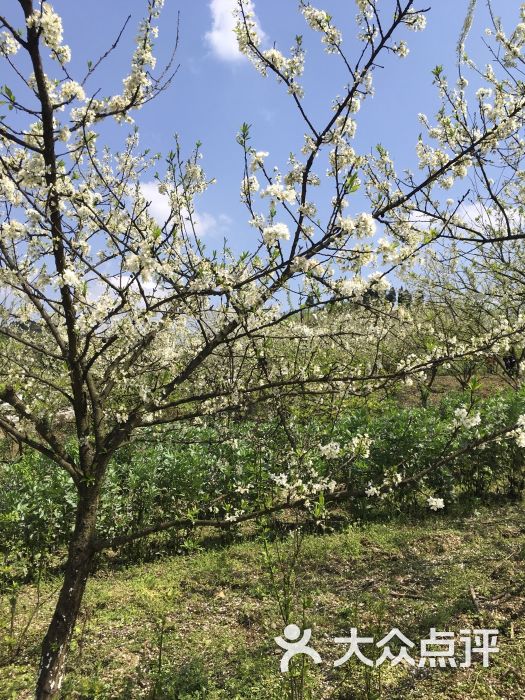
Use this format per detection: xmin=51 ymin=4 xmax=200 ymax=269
xmin=2 ymin=386 xmax=525 ymax=585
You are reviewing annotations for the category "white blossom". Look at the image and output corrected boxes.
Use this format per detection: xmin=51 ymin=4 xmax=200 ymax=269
xmin=0 ymin=31 xmax=20 ymax=56
xmin=250 ymin=150 xmax=269 ymax=172
xmin=27 ymin=4 xmax=63 ymax=45
xmin=356 ymin=212 xmax=376 ymax=237
xmin=319 ymin=441 xmax=341 ymax=459
xmin=427 ymin=496 xmax=445 ymax=511
xmin=452 ymin=407 xmax=481 ymax=430
xmin=262 ymin=222 xmax=290 ymax=245
xmin=61 ymin=268 xmax=80 ymax=288
xmin=60 ymin=81 xmax=85 ymax=102
xmin=394 ymin=41 xmax=410 ymax=58
xmin=261 ymin=182 xmax=296 ymax=203
xmin=513 ymin=415 xmax=525 ymax=448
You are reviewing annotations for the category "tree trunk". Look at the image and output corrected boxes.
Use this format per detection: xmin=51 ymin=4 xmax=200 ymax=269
xmin=35 ymin=486 xmax=100 ymax=699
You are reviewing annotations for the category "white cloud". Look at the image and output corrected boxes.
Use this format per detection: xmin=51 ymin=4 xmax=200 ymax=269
xmin=205 ymin=0 xmax=265 ymax=62
xmin=140 ymin=181 xmax=228 ymax=239
xmin=141 ymin=181 xmax=170 ymax=222
xmin=457 ymin=201 xmax=522 ymax=235
xmin=195 ymin=211 xmax=220 ymax=237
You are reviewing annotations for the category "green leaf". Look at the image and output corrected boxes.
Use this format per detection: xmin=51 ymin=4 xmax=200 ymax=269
xmin=4 ymin=85 xmax=15 ymax=102
xmin=344 ymin=172 xmax=360 ymax=194
xmin=152 ymin=225 xmax=162 ymax=241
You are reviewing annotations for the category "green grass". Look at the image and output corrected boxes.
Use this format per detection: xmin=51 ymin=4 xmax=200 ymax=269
xmin=1 ymin=503 xmax=525 ymax=699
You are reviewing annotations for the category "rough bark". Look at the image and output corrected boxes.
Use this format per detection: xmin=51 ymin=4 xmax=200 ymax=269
xmin=35 ymin=486 xmax=100 ymax=699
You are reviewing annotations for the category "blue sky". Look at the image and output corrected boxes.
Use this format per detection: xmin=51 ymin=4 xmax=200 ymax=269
xmin=46 ymin=0 xmax=519 ymax=248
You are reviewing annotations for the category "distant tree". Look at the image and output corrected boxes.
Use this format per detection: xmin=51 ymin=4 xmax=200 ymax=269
xmin=1 ymin=1 xmax=525 ymax=696
xmin=385 ymin=286 xmax=397 ymax=305
xmin=413 ymin=290 xmax=425 ymax=305
xmin=398 ymin=287 xmax=413 ymax=306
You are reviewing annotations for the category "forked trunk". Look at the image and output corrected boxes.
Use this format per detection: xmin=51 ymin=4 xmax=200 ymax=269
xmin=35 ymin=487 xmax=100 ymax=699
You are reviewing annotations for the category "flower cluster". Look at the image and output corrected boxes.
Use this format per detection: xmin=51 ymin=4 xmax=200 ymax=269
xmin=89 ymin=0 xmax=164 ymax=123
xmin=0 ymin=31 xmax=19 ymax=57
xmin=427 ymin=496 xmax=445 ymax=511
xmin=262 ymin=222 xmax=290 ymax=246
xmin=250 ymin=150 xmax=269 ymax=172
xmin=452 ymin=407 xmax=481 ymax=430
xmin=240 ymin=175 xmax=260 ymax=201
xmin=27 ymin=3 xmax=71 ymax=63
xmin=319 ymin=441 xmax=341 ymax=459
xmin=355 ymin=0 xmax=375 ymax=19
xmin=60 ymin=81 xmax=85 ymax=103
xmin=349 ymin=432 xmax=372 ymax=459
xmin=236 ymin=3 xmax=305 ymax=93
xmin=261 ymin=181 xmax=297 ymax=204
xmin=338 ymin=277 xmax=368 ymax=299
xmin=512 ymin=415 xmax=525 ymax=448
xmin=393 ymin=41 xmax=410 ymax=58
xmin=302 ymin=5 xmax=342 ymax=53
xmin=234 ymin=0 xmax=262 ymax=55
xmin=365 ymin=483 xmax=381 ymax=497
xmin=271 ymin=470 xmax=338 ymax=501
xmin=405 ymin=12 xmax=427 ymax=32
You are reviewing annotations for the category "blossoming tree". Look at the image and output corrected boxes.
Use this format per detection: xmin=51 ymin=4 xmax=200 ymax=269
xmin=396 ymin=1 xmax=525 ymax=390
xmin=1 ymin=0 xmax=525 ymax=696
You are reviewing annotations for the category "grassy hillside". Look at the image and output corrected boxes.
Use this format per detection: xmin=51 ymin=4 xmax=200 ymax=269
xmin=2 ymin=503 xmax=525 ymax=699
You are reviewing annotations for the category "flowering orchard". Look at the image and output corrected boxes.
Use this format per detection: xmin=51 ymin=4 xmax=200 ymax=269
xmin=1 ymin=0 xmax=525 ymax=697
